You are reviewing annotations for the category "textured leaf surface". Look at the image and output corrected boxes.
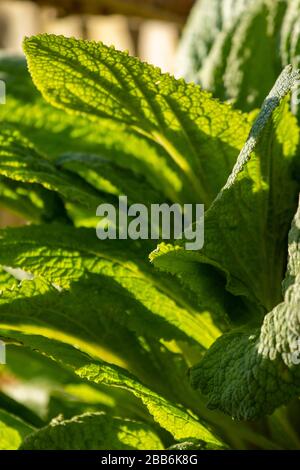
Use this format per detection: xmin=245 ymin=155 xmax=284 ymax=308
xmin=0 ymin=276 xmax=163 ymax=383
xmin=0 ymin=331 xmax=224 ymax=447
xmin=2 ymin=29 xmax=300 ymax=448
xmin=190 ymin=197 xmax=300 ymax=420
xmin=21 ymin=412 xmax=164 ymax=450
xmin=23 ymin=34 xmax=252 ymax=206
xmin=152 ymin=66 xmax=300 ymax=311
xmin=0 ymin=127 xmax=103 ymax=209
xmin=0 ymin=56 xmax=183 ymax=204
xmin=0 ymin=223 xmax=223 ymax=348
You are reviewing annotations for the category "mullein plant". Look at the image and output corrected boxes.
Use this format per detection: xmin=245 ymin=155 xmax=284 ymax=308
xmin=0 ymin=26 xmax=299 ymax=449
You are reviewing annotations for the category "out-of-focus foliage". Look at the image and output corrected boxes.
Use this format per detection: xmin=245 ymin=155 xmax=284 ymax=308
xmin=177 ymin=0 xmax=300 ymax=115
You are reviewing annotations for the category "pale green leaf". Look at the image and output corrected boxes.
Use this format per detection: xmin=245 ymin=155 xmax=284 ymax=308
xmin=223 ymin=0 xmax=286 ymax=111
xmin=280 ymin=0 xmax=300 ymax=118
xmin=177 ymin=0 xmax=300 ymax=115
xmin=176 ymin=0 xmax=253 ymax=85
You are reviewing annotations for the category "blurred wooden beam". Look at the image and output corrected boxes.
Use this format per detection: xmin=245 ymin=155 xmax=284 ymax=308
xmin=0 ymin=1 xmax=41 ymax=52
xmin=139 ymin=20 xmax=178 ymax=73
xmin=87 ymin=14 xmax=134 ymax=54
xmin=17 ymin=0 xmax=195 ymax=24
xmin=43 ymin=12 xmax=84 ymax=37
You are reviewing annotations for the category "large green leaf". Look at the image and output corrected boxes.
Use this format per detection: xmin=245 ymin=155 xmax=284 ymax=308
xmin=23 ymin=33 xmax=253 ymax=206
xmin=152 ymin=66 xmax=300 ymax=312
xmin=190 ymin=196 xmax=300 ymax=420
xmin=0 ymin=223 xmax=224 ymax=348
xmin=0 ymin=56 xmax=183 ymax=204
xmin=0 ymin=331 xmax=225 ymax=448
xmin=0 ymin=127 xmax=104 ymax=210
xmin=21 ymin=412 xmax=164 ymax=450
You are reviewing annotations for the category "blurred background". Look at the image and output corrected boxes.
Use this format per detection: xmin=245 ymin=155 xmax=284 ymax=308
xmin=0 ymin=0 xmax=196 ymax=228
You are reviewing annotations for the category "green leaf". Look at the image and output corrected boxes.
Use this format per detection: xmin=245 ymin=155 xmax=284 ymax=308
xmin=0 ymin=331 xmax=225 ymax=447
xmin=177 ymin=0 xmax=300 ymax=116
xmin=0 ymin=126 xmax=104 ymax=210
xmin=0 ymin=56 xmax=188 ymax=204
xmin=0 ymin=275 xmax=180 ymax=386
xmin=57 ymin=153 xmax=164 ymax=205
xmin=23 ymin=33 xmax=252 ymax=206
xmin=0 ymin=409 xmax=34 ymax=450
xmin=0 ymin=223 xmax=223 ymax=348
xmin=20 ymin=412 xmax=164 ymax=450
xmin=176 ymin=0 xmax=253 ymax=85
xmin=222 ymin=0 xmax=286 ymax=111
xmin=152 ymin=66 xmax=300 ymax=312
xmin=190 ymin=196 xmax=300 ymax=420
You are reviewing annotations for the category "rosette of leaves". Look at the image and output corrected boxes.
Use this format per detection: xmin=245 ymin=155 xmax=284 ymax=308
xmin=0 ymin=33 xmax=299 ymax=450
